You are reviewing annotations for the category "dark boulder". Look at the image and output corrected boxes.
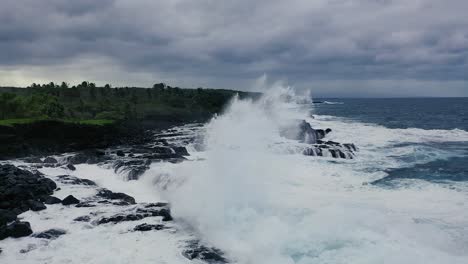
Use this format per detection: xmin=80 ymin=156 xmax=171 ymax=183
xmin=73 ymin=216 xmax=91 ymax=222
xmin=96 ymin=189 xmax=136 ymax=204
xmin=66 ymin=164 xmax=76 ymax=171
xmin=183 ymin=240 xmax=228 ymax=263
xmin=41 ymin=196 xmax=62 ymax=205
xmin=75 ymin=202 xmax=96 ymax=208
xmin=97 ymin=214 xmax=145 ymax=225
xmin=32 ymin=228 xmax=66 ymax=239
xmin=173 ymin=147 xmax=189 ymax=156
xmin=1 ymin=221 xmax=33 ymax=239
xmin=116 ymin=150 xmax=125 ymax=157
xmin=57 ymin=175 xmax=96 ymax=186
xmin=62 ymin=195 xmax=80 ymax=205
xmin=0 ymin=164 xmax=56 ymax=215
xmin=98 ymin=206 xmax=173 ymax=225
xmin=133 ymin=223 xmax=165 ymax=232
xmin=43 ymin=157 xmax=58 ymax=164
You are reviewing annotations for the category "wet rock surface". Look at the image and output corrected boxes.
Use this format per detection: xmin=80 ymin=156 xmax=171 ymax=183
xmin=56 ymin=175 xmax=97 ymax=186
xmin=61 ymin=195 xmax=80 ymax=205
xmin=0 ymin=164 xmax=57 ymax=240
xmin=40 ymin=196 xmax=62 ymax=205
xmin=32 ymin=228 xmax=66 ymax=240
xmin=133 ymin=223 xmax=166 ymax=231
xmin=97 ymin=205 xmax=173 ymax=225
xmin=0 ymin=221 xmax=33 ymax=239
xmin=183 ymin=240 xmax=228 ymax=263
xmin=96 ymin=189 xmax=136 ymax=205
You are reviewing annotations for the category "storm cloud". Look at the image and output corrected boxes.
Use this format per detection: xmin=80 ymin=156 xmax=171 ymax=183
xmin=0 ymin=0 xmax=467 ymax=96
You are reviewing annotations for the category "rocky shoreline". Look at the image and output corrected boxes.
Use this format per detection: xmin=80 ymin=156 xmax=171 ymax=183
xmin=0 ymin=120 xmax=357 ymax=263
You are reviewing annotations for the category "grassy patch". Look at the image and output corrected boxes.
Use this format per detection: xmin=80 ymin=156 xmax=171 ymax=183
xmin=76 ymin=119 xmax=116 ymax=126
xmin=0 ymin=118 xmax=41 ymax=127
xmin=0 ymin=118 xmax=116 ymax=127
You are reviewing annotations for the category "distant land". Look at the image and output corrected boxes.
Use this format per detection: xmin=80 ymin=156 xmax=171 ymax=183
xmin=0 ymin=82 xmax=260 ymax=158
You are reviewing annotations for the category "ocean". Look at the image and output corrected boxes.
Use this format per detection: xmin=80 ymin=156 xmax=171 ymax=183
xmin=2 ymin=90 xmax=468 ymax=264
xmin=314 ymin=98 xmax=468 ymax=185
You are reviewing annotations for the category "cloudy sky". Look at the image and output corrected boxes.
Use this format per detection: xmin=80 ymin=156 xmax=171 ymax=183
xmin=0 ymin=0 xmax=467 ymax=97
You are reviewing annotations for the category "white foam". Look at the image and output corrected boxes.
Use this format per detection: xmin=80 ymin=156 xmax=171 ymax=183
xmin=152 ymin=86 xmax=468 ymax=263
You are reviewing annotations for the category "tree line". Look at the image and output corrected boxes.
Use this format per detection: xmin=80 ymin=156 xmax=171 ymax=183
xmin=0 ymin=82 xmax=258 ymax=122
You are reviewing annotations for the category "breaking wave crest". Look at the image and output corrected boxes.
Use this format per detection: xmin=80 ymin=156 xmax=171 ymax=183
xmin=144 ymin=86 xmax=468 ymax=263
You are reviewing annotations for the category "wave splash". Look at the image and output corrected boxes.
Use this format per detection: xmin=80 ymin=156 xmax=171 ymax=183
xmin=152 ymin=86 xmax=468 ymax=263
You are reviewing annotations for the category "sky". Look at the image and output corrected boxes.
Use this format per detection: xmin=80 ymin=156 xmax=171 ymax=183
xmin=0 ymin=0 xmax=467 ymax=97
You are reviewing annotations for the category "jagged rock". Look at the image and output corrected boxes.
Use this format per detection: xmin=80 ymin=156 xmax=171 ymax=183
xmin=173 ymin=147 xmax=189 ymax=156
xmin=28 ymin=200 xmax=46 ymax=211
xmin=98 ymin=206 xmax=172 ymax=225
xmin=136 ymin=207 xmax=173 ymax=221
xmin=96 ymin=189 xmax=136 ymax=204
xmin=315 ymin=128 xmax=332 ymax=140
xmin=183 ymin=240 xmax=228 ymax=263
xmin=0 ymin=164 xmax=56 ymax=216
xmin=75 ymin=202 xmax=96 ymax=208
xmin=66 ymin=164 xmax=76 ymax=171
xmin=1 ymin=221 xmax=33 ymax=239
xmin=62 ymin=195 xmax=79 ymax=205
xmin=343 ymin=143 xmax=357 ymax=152
xmin=97 ymin=214 xmax=145 ymax=224
xmin=41 ymin=196 xmax=62 ymax=205
xmin=133 ymin=223 xmax=165 ymax=232
xmin=32 ymin=229 xmax=66 ymax=239
xmin=57 ymin=175 xmax=96 ymax=186
xmin=73 ymin=216 xmax=91 ymax=222
xmin=43 ymin=157 xmax=58 ymax=164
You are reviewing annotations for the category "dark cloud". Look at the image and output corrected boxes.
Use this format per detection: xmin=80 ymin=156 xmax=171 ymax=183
xmin=0 ymin=0 xmax=467 ymax=96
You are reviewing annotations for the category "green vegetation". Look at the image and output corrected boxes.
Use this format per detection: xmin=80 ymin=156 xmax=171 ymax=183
xmin=0 ymin=118 xmax=42 ymax=127
xmin=0 ymin=82 xmax=258 ymax=126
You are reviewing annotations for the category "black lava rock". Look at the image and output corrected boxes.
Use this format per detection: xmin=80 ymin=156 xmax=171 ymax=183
xmin=98 ymin=206 xmax=173 ymax=225
xmin=183 ymin=240 xmax=227 ymax=263
xmin=116 ymin=150 xmax=125 ymax=157
xmin=62 ymin=195 xmax=80 ymax=205
xmin=96 ymin=189 xmax=136 ymax=204
xmin=1 ymin=221 xmax=33 ymax=239
xmin=97 ymin=214 xmax=145 ymax=225
xmin=43 ymin=157 xmax=58 ymax=164
xmin=66 ymin=164 xmax=76 ymax=171
xmin=41 ymin=196 xmax=62 ymax=205
xmin=32 ymin=229 xmax=66 ymax=239
xmin=73 ymin=216 xmax=91 ymax=222
xmin=133 ymin=223 xmax=165 ymax=232
xmin=57 ymin=175 xmax=96 ymax=186
xmin=0 ymin=164 xmax=57 ymax=224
